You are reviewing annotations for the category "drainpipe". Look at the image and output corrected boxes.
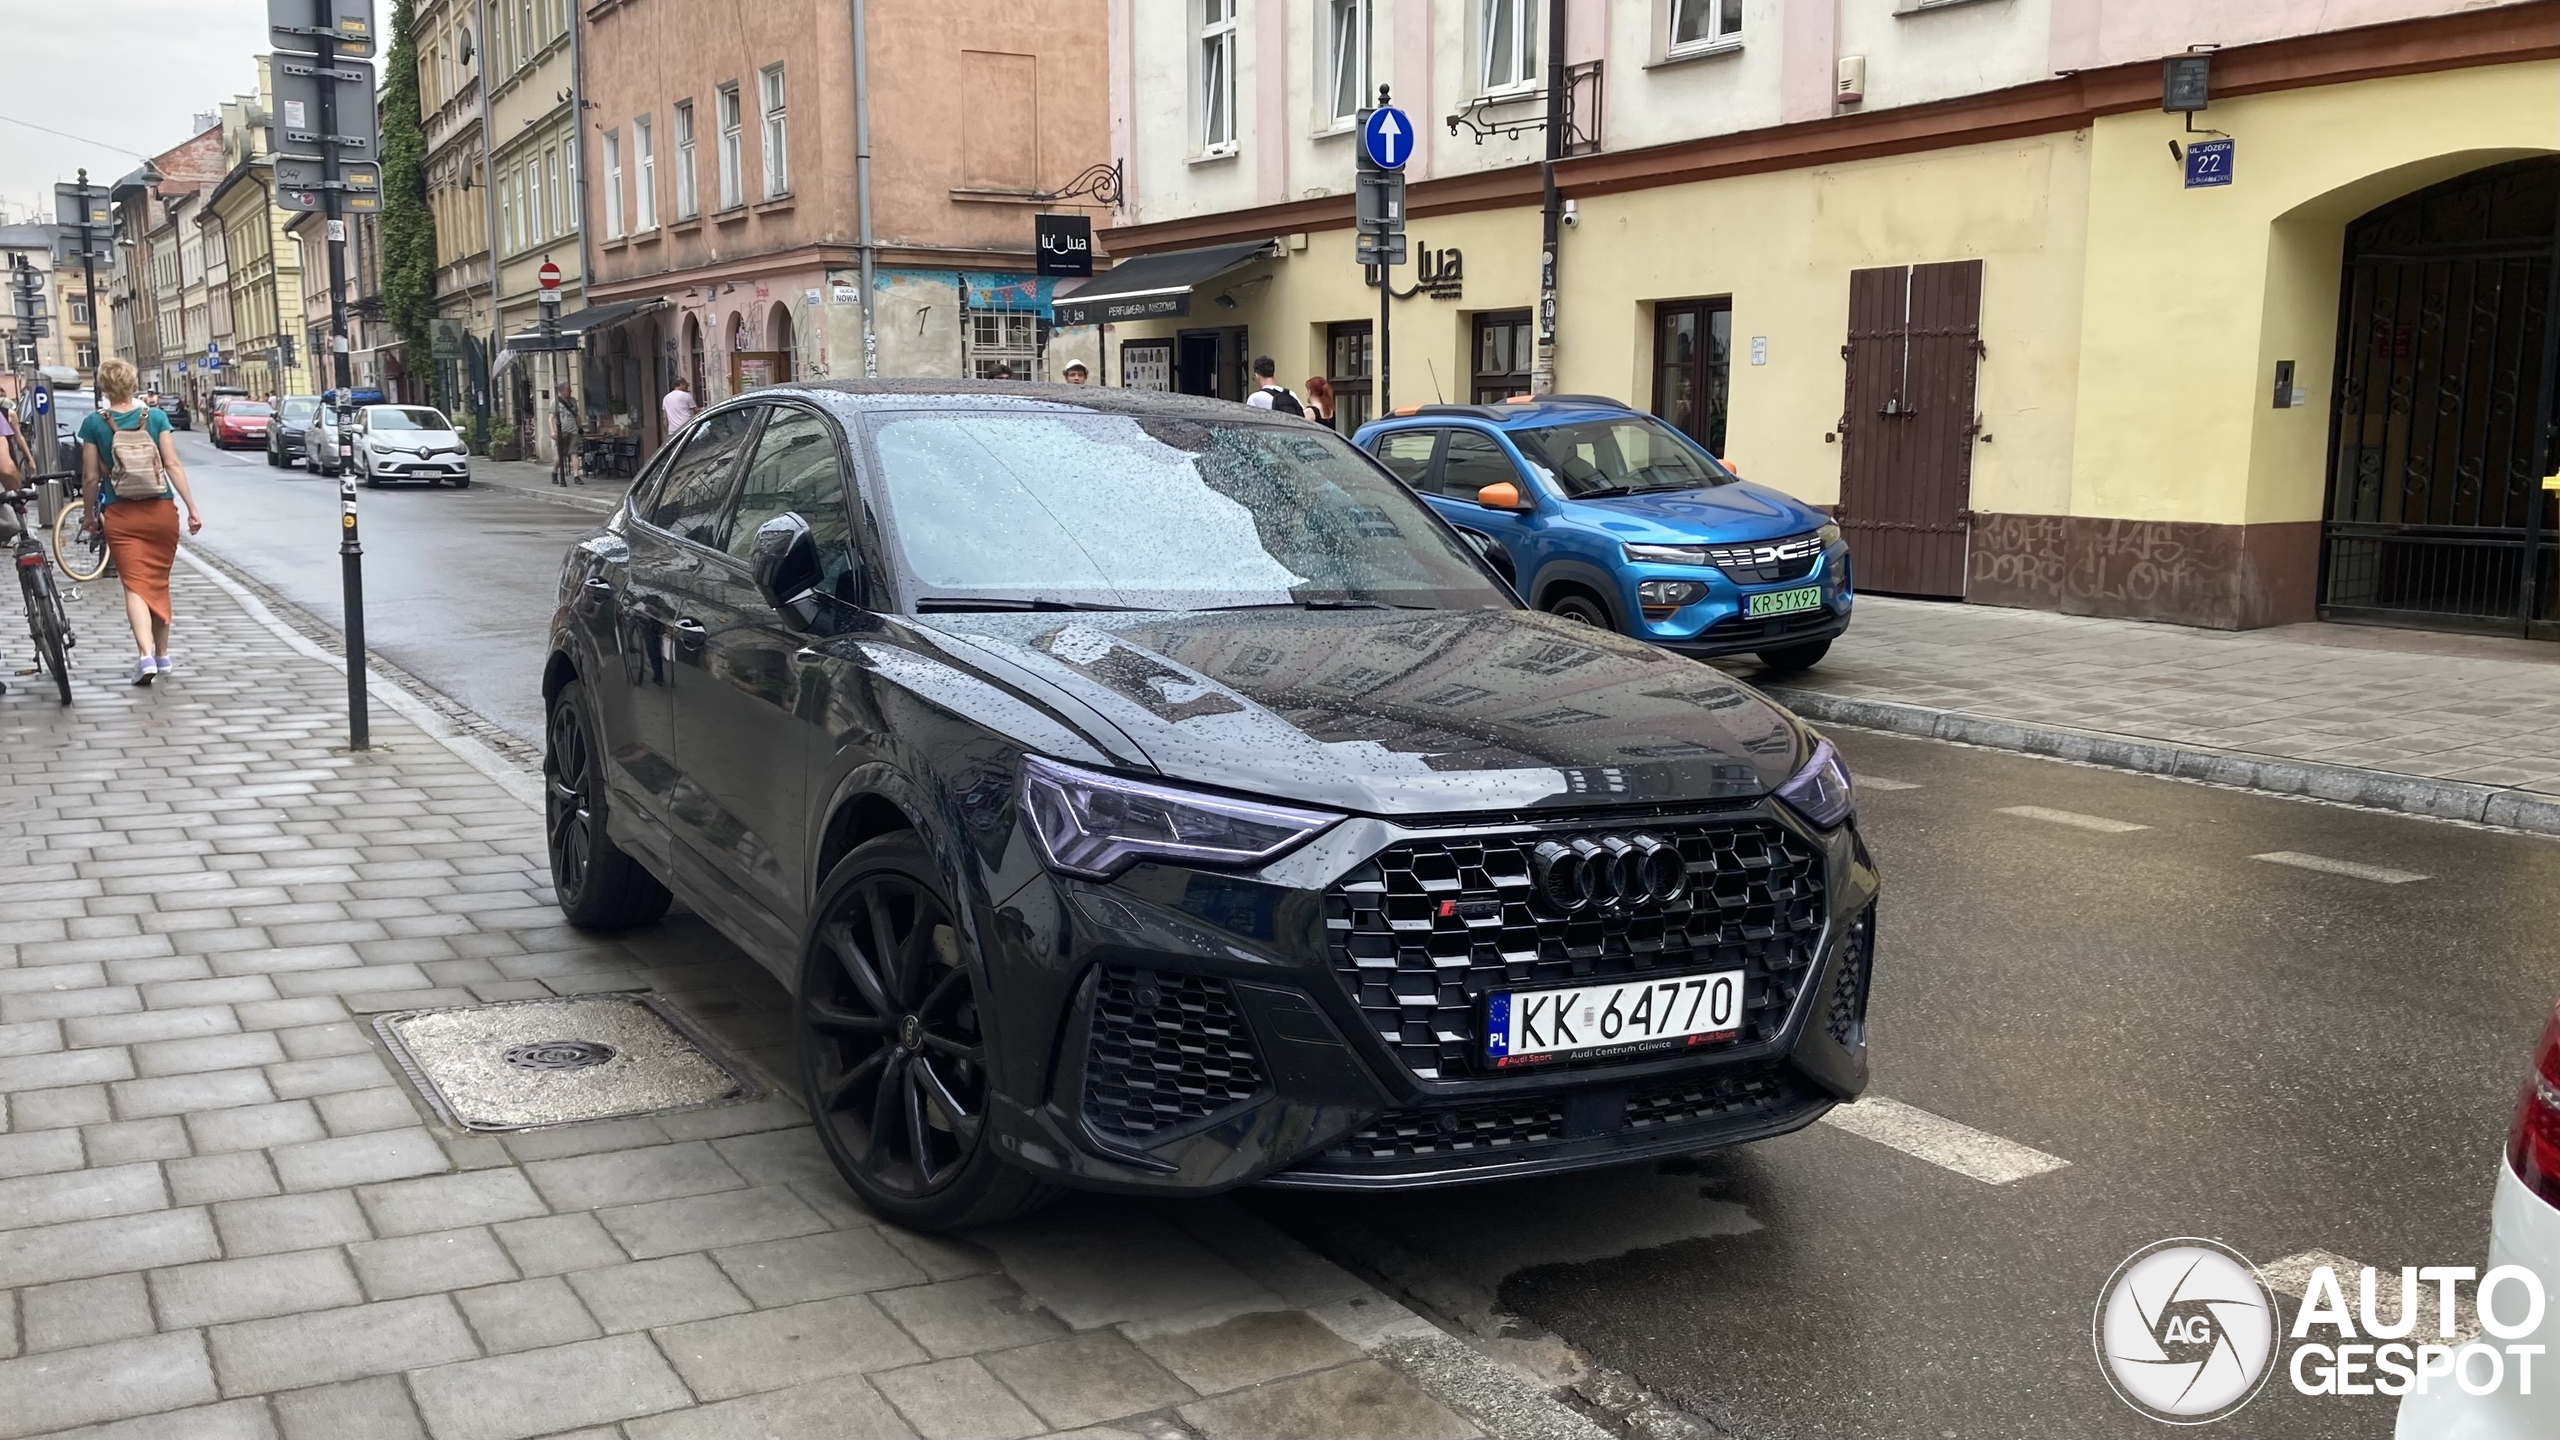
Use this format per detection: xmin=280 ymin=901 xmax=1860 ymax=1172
xmin=567 ymin=0 xmax=594 ymax=453
xmin=1531 ymin=0 xmax=1567 ymax=396
xmin=476 ymin=0 xmax=500 ymax=441
xmin=852 ymin=0 xmax=877 ymax=377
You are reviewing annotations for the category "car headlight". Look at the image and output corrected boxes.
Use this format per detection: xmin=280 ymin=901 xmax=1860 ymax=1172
xmin=1624 ymin=542 xmax=1712 ymax=566
xmin=1774 ymin=736 xmax=1854 ymax=828
xmin=1020 ymin=755 xmax=1340 ymax=880
xmin=1818 ymin=521 xmax=1843 ymax=548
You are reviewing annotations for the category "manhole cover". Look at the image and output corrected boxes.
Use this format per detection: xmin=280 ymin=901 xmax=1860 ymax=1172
xmin=376 ymin=994 xmax=756 ymax=1132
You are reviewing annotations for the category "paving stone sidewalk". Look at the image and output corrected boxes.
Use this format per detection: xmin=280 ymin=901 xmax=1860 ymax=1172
xmin=1726 ymin=596 xmax=2559 ymax=826
xmin=0 ymin=570 xmax=1593 ymax=1440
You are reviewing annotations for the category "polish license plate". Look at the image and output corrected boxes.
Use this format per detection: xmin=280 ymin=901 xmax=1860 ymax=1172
xmin=1746 ymin=585 xmax=1823 ymax=619
xmin=1484 ymin=971 xmax=1745 ymax=1067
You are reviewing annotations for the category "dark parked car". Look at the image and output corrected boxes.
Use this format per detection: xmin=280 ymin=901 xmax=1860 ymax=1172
xmin=268 ymin=396 xmax=321 ymax=467
xmin=542 ymin=381 xmax=1877 ymax=1230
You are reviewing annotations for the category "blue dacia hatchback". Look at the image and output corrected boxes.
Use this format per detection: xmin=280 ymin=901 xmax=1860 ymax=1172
xmin=1353 ymin=396 xmax=1851 ymax=671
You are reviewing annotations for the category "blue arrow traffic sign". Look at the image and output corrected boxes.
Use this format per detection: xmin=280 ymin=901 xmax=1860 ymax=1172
xmin=1361 ymin=106 xmax=1415 ymax=171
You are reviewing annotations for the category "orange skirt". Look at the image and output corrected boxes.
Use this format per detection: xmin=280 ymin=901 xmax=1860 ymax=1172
xmin=102 ymin=498 xmax=180 ymax=626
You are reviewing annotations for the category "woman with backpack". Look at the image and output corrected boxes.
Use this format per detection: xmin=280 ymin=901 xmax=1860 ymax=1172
xmin=78 ymin=358 xmax=203 ymax=686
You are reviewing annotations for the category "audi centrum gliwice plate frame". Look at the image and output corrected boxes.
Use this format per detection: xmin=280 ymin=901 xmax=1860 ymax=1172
xmin=541 ymin=379 xmax=1878 ymax=1230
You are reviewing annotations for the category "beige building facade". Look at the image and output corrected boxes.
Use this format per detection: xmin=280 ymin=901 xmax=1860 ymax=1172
xmin=417 ymin=0 xmax=494 ymax=423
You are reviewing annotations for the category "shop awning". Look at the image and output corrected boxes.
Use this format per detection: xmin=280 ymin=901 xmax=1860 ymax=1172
xmin=1050 ymin=240 xmax=1276 ymax=327
xmin=503 ymin=296 xmax=669 ymax=350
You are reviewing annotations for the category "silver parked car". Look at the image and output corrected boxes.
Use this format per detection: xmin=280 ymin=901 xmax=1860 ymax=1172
xmin=347 ymin=405 xmax=472 ymax=488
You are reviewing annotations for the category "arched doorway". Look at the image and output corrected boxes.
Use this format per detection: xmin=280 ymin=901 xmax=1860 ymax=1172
xmin=2321 ymin=156 xmax=2559 ymax=632
xmin=767 ymin=302 xmax=795 ymax=381
xmin=682 ymin=313 xmax=704 ymax=397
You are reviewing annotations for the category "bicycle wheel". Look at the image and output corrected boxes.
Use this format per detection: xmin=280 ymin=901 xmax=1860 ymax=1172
xmin=53 ymin=506 xmax=107 ymax=582
xmin=28 ymin=582 xmax=72 ymax=705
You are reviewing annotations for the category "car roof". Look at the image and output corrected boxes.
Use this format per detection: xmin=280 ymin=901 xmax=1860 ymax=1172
xmin=724 ymin=377 xmax=1329 ymax=426
xmin=1362 ymin=396 xmax=1642 ymax=430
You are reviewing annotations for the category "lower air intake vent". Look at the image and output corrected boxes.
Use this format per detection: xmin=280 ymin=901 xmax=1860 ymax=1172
xmin=1082 ymin=968 xmax=1266 ymax=1140
xmin=1828 ymin=907 xmax=1873 ymax=1047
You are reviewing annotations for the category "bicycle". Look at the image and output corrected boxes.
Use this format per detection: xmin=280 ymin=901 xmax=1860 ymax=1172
xmin=3 ymin=471 xmax=78 ymax=704
xmin=53 ymin=483 xmax=109 ymax=582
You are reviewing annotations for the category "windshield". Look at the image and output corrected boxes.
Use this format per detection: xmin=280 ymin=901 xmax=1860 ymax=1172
xmin=1511 ymin=414 xmax=1735 ymax=498
xmin=226 ymin=403 xmax=274 ymax=418
xmin=280 ymin=398 xmax=319 ymax=422
xmin=370 ymin=407 xmax=451 ymax=431
xmin=865 ymin=409 xmax=1511 ymax=612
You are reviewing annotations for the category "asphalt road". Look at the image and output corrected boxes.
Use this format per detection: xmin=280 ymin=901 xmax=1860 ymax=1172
xmin=156 ymin=424 xmax=2559 ymax=1437
xmin=164 ymin=426 xmax=601 ymax=745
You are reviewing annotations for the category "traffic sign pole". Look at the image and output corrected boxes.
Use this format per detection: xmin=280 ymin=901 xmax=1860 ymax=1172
xmin=1356 ymin=88 xmax=1413 ymax=417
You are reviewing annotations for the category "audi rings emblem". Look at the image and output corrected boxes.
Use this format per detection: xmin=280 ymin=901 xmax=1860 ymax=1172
xmin=1530 ymin=833 xmax=1688 ymax=912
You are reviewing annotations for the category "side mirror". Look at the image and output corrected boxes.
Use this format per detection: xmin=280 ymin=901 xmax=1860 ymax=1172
xmin=751 ymin=512 xmax=826 ymax=623
xmin=1475 ymin=481 xmax=1529 ymax=511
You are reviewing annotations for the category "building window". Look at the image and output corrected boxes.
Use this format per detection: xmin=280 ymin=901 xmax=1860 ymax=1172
xmin=1199 ymin=0 xmax=1237 ymax=153
xmin=1480 ymin=0 xmax=1538 ymax=94
xmin=1471 ymin=310 xmax=1533 ymax=403
xmin=525 ymin=159 xmax=542 ymax=242
xmin=1668 ymin=0 xmax=1743 ymax=53
xmin=1652 ymin=298 xmax=1732 ymax=456
xmin=967 ymin=310 xmax=1040 ymax=379
xmin=602 ymin=129 xmax=623 ymax=238
xmin=673 ymin=101 xmax=697 ymax=218
xmin=545 ymin=147 xmax=562 ymax=237
xmin=499 ymin=174 xmax=516 ymax=253
xmin=68 ymin=297 xmax=90 ymax=325
xmin=77 ymin=341 xmax=97 ymax=369
xmin=759 ymin=66 xmax=788 ymax=198
xmin=561 ymin=141 xmax=577 ymax=235
xmin=1327 ymin=320 xmax=1373 ymax=432
xmin=1327 ymin=0 xmax=1371 ymax=126
xmin=634 ymin=114 xmax=656 ymax=229
xmin=717 ymin=85 xmax=742 ymax=210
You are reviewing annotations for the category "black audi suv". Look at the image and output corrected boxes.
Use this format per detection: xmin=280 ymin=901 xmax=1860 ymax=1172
xmin=543 ymin=380 xmax=1878 ymax=1230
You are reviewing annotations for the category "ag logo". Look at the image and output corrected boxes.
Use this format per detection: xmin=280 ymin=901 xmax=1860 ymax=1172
xmin=2095 ymin=1238 xmax=2279 ymax=1424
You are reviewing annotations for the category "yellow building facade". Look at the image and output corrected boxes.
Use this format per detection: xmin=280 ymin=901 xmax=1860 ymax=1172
xmin=1100 ymin=5 xmax=2558 ymax=634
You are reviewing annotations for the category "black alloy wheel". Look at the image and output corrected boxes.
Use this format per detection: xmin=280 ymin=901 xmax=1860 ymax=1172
xmin=798 ymin=835 xmax=1053 ymax=1231
xmin=543 ymin=678 xmax=671 ymax=928
xmin=1545 ymin=591 xmax=1613 ymax=629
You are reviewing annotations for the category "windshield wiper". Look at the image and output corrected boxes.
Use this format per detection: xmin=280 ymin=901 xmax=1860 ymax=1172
xmin=912 ymin=597 xmax=1153 ymax=613
xmin=1205 ymin=598 xmax=1431 ymax=611
xmin=1566 ymin=485 xmax=1637 ymax=499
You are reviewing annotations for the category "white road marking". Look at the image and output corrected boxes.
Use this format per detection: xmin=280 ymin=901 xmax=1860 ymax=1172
xmin=2251 ymin=851 xmax=2428 ymax=885
xmin=2260 ymin=1249 xmax=2480 ymax=1343
xmin=1857 ymin=777 xmax=1921 ymax=791
xmin=1996 ymin=805 xmax=2150 ymax=834
xmin=1819 ymin=1096 xmax=2070 ymax=1185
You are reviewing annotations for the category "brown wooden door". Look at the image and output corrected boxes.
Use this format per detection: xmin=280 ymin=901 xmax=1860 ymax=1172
xmin=1837 ymin=259 xmax=1981 ymax=596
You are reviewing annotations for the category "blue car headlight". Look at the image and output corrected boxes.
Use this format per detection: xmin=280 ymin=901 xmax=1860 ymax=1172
xmin=1775 ymin=737 xmax=1854 ymax=829
xmin=1625 ymin=542 xmax=1712 ymax=566
xmin=1817 ymin=521 xmax=1843 ymax=548
xmin=1020 ymin=756 xmax=1341 ymax=880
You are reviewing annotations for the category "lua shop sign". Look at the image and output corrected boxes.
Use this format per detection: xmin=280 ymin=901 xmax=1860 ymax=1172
xmin=1367 ymin=244 xmax=1464 ymax=301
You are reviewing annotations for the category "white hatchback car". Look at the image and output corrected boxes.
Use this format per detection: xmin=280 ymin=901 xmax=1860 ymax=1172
xmin=2397 ymin=994 xmax=2560 ymax=1440
xmin=350 ymin=405 xmax=472 ymax=488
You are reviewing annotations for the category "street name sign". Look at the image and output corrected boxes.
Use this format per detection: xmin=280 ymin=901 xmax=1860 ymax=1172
xmin=2183 ymin=138 xmax=2234 ymax=189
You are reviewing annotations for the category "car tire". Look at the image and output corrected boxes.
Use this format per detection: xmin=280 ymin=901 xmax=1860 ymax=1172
xmin=1755 ymin=638 xmax=1833 ymax=673
xmin=798 ymin=834 xmax=1058 ymax=1233
xmin=451 ymin=478 xmax=471 ymax=489
xmin=544 ymin=677 xmax=673 ymax=929
xmin=266 ymin=446 xmax=280 ymax=467
xmin=1544 ymin=590 xmax=1615 ymax=630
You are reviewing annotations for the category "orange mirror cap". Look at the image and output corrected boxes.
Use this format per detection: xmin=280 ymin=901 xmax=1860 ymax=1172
xmin=1476 ymin=481 xmax=1525 ymax=510
xmin=1503 ymin=393 xmax=1536 ymax=404
xmin=1720 ymin=456 xmax=1741 ymax=476
xmin=1393 ymin=405 xmax=1426 ymax=417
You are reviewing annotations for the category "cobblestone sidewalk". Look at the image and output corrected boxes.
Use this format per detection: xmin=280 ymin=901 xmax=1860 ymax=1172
xmin=0 ymin=571 xmax=1596 ymax=1440
xmin=1729 ymin=595 xmax=2559 ymax=829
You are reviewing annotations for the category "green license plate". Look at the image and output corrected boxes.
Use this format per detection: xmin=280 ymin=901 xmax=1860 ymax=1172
xmin=1746 ymin=585 xmax=1824 ymax=619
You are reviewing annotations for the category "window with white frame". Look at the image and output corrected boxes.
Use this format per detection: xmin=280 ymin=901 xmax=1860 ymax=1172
xmin=673 ymin=101 xmax=697 ymax=218
xmin=499 ymin=174 xmax=516 ymax=253
xmin=1198 ymin=0 xmax=1237 ymax=152
xmin=519 ymin=0 xmax=535 ymax=55
xmin=1669 ymin=0 xmax=1743 ymax=52
xmin=1480 ymin=0 xmax=1538 ymax=93
xmin=634 ymin=114 xmax=656 ymax=228
xmin=759 ymin=66 xmax=788 ymax=198
xmin=545 ymin=147 xmax=563 ymax=236
xmin=602 ymin=129 xmax=623 ymax=237
xmin=525 ymin=158 xmax=542 ymax=242
xmin=1327 ymin=0 xmax=1371 ymax=126
xmin=717 ymin=84 xmax=742 ymax=209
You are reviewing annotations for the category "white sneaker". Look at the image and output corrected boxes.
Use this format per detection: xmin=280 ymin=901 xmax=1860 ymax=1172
xmin=152 ymin=656 xmax=173 ymax=677
xmin=131 ymin=656 xmax=155 ymax=687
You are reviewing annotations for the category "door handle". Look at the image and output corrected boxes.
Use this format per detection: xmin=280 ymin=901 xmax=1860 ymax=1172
xmin=793 ymin=647 xmax=825 ymax=665
xmin=673 ymin=618 xmax=707 ymax=648
xmin=583 ymin=577 xmax=614 ymax=591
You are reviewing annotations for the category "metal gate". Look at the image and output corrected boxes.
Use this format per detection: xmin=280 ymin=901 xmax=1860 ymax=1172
xmin=1837 ymin=259 xmax=1983 ymax=597
xmin=2321 ymin=158 xmax=2560 ymax=634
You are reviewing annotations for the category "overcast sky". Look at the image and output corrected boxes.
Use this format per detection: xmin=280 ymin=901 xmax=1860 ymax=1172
xmin=0 ymin=1 xmax=344 ymax=221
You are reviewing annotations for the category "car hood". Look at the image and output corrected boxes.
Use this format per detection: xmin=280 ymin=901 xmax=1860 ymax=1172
xmin=374 ymin=431 xmax=460 ymax=446
xmin=1565 ymin=480 xmax=1825 ymax=546
xmin=902 ymin=606 xmax=1806 ymax=816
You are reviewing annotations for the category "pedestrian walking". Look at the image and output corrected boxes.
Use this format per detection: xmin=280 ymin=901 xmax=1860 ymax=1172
xmin=552 ymin=389 xmax=582 ymax=486
xmin=1304 ymin=375 xmax=1337 ymax=430
xmin=661 ymin=374 xmax=697 ymax=435
xmin=1243 ymin=356 xmax=1304 ymax=415
xmin=77 ymin=358 xmax=202 ymax=686
xmin=1061 ymin=360 xmax=1090 ymax=385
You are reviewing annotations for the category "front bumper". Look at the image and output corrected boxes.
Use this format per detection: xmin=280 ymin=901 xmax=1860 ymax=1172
xmin=1628 ymin=543 xmax=1855 ymax=659
xmin=975 ymin=801 xmax=1880 ymax=1196
xmin=366 ymin=452 xmax=470 ymax=480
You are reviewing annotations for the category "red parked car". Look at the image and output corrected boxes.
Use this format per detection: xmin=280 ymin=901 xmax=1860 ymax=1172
xmin=209 ymin=400 xmax=274 ymax=449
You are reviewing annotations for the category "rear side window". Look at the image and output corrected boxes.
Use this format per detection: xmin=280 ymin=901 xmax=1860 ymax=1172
xmin=722 ymin=408 xmax=856 ymax=596
xmin=1373 ymin=429 xmax=1439 ymax=490
xmin=1439 ymin=429 xmax=1521 ymax=500
xmin=647 ymin=406 xmax=761 ymax=547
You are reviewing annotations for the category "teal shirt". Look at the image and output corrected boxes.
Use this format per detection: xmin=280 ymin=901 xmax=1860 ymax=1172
xmin=79 ymin=407 xmax=173 ymax=505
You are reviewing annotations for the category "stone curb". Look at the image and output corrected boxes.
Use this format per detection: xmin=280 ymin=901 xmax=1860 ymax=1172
xmin=1764 ymin=685 xmax=2560 ymax=837
xmin=183 ymin=544 xmax=1615 ymax=1440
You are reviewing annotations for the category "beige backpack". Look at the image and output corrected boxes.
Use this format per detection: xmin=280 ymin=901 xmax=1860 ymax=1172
xmin=102 ymin=409 xmax=170 ymax=502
